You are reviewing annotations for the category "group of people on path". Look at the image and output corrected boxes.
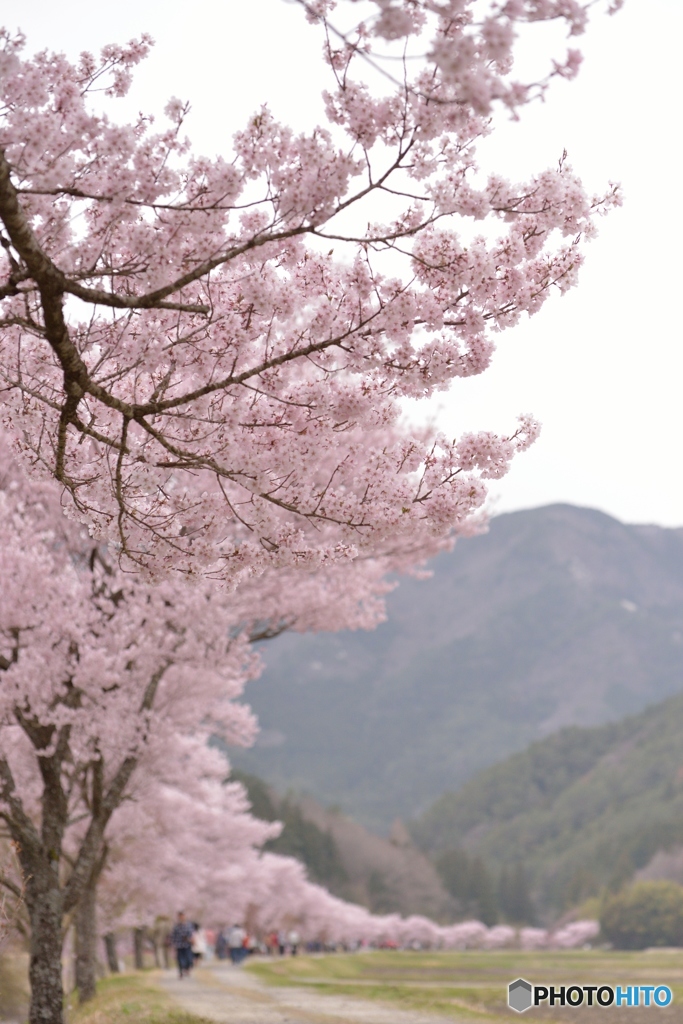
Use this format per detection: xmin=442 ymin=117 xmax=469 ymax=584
xmin=170 ymin=912 xmax=302 ymax=976
xmin=216 ymin=923 xmax=249 ymax=964
xmin=169 ymin=912 xmax=209 ymax=978
xmin=214 ymin=924 xmax=301 ymax=962
xmin=215 ymin=925 xmax=301 ymax=962
xmin=264 ymin=929 xmax=301 ymax=957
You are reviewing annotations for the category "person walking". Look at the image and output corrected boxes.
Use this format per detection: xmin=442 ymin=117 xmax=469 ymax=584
xmin=215 ymin=928 xmax=228 ymax=960
xmin=227 ymin=923 xmax=246 ymax=965
xmin=170 ymin=911 xmax=195 ymax=978
xmin=192 ymin=923 xmax=208 ymax=963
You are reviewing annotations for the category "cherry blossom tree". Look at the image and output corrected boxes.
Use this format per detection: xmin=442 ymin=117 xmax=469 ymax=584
xmin=95 ymin=816 xmax=601 ymax=952
xmin=0 ymin=451 xmax=247 ymax=1024
xmin=0 ymin=843 xmax=23 ymax=952
xmin=0 ymin=0 xmax=620 ymax=586
xmin=0 ymin=433 xmax=401 ymax=1024
xmin=0 ymin=0 xmax=622 ymax=1015
xmin=72 ymin=746 xmax=279 ymax=999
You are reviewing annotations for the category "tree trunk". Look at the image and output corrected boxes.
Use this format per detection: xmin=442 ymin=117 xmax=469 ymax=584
xmin=74 ymin=883 xmax=98 ymax=1003
xmin=153 ymin=917 xmax=171 ymax=968
xmin=103 ymin=933 xmax=119 ymax=973
xmin=27 ymin=880 xmax=65 ymax=1024
xmin=133 ymin=927 xmax=145 ymax=970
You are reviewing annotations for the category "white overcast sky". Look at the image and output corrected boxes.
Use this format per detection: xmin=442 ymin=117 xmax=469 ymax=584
xmin=10 ymin=0 xmax=683 ymax=526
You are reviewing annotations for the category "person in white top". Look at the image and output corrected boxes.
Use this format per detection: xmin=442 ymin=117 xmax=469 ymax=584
xmin=227 ymin=924 xmax=246 ymax=964
xmin=191 ymin=924 xmax=208 ymax=962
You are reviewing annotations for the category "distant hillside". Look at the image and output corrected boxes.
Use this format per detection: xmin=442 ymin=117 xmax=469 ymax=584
xmin=233 ymin=771 xmax=453 ymax=920
xmin=229 ymin=504 xmax=683 ymax=830
xmin=412 ymin=693 xmax=683 ymax=915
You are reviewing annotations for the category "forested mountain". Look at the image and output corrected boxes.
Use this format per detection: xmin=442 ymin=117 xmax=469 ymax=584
xmin=412 ymin=693 xmax=683 ymax=915
xmin=235 ymin=770 xmax=537 ymax=925
xmin=229 ymin=504 xmax=683 ymax=830
xmin=232 ymin=771 xmax=454 ymax=920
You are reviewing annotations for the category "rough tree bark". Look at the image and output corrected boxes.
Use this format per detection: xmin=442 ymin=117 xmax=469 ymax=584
xmin=73 ymin=847 xmax=108 ymax=1003
xmin=133 ymin=927 xmax=145 ymax=970
xmin=151 ymin=917 xmax=170 ymax=969
xmin=103 ymin=933 xmax=119 ymax=974
xmin=0 ymin=713 xmax=141 ymax=1024
xmin=74 ymin=883 xmax=98 ymax=1003
xmin=25 ymin=873 xmax=64 ymax=1024
xmin=5 ymin=728 xmax=72 ymax=1024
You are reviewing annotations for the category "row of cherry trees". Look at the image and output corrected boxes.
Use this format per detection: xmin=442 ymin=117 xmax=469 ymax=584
xmin=0 ymin=1 xmax=621 ymax=1021
xmin=86 ymin=804 xmax=601 ymax=957
xmin=57 ymin=770 xmax=601 ymax=976
xmin=0 ymin=432 xmax=400 ymax=1018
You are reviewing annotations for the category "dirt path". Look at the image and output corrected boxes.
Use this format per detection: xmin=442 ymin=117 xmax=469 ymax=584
xmin=160 ymin=960 xmax=683 ymax=1024
xmin=161 ymin=961 xmax=478 ymax=1024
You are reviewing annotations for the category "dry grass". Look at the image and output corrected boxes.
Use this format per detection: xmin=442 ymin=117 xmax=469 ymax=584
xmin=0 ymin=949 xmax=29 ymax=1022
xmin=248 ymin=948 xmax=683 ymax=1023
xmin=66 ymin=972 xmax=214 ymax=1024
xmin=7 ymin=948 xmax=683 ymax=1024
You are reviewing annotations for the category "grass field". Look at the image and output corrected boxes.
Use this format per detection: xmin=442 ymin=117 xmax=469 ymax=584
xmin=0 ymin=950 xmax=29 ymax=1022
xmin=0 ymin=962 xmax=213 ymax=1024
xmin=66 ymin=973 xmax=213 ymax=1024
xmin=4 ymin=948 xmax=683 ymax=1024
xmin=248 ymin=948 xmax=683 ymax=1022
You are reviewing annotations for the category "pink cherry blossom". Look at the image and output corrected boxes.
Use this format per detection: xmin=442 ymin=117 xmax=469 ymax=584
xmin=519 ymin=926 xmax=549 ymax=949
xmin=550 ymin=919 xmax=600 ymax=948
xmin=0 ymin=2 xmax=621 ymax=1017
xmin=0 ymin=0 xmax=620 ymax=584
xmin=0 ymin=433 xmax=413 ymax=1023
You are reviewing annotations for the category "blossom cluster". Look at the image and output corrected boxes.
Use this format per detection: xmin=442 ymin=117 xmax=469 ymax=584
xmin=101 ymin=791 xmax=602 ymax=950
xmin=0 ymin=432 xmax=399 ymax=926
xmin=0 ymin=434 xmax=600 ymax=957
xmin=0 ymin=0 xmax=620 ymax=583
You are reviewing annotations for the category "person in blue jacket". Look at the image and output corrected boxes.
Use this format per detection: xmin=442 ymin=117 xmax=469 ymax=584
xmin=170 ymin=911 xmax=195 ymax=977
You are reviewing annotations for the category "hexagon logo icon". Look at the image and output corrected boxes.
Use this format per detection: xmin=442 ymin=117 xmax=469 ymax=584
xmin=508 ymin=978 xmax=533 ymax=1013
